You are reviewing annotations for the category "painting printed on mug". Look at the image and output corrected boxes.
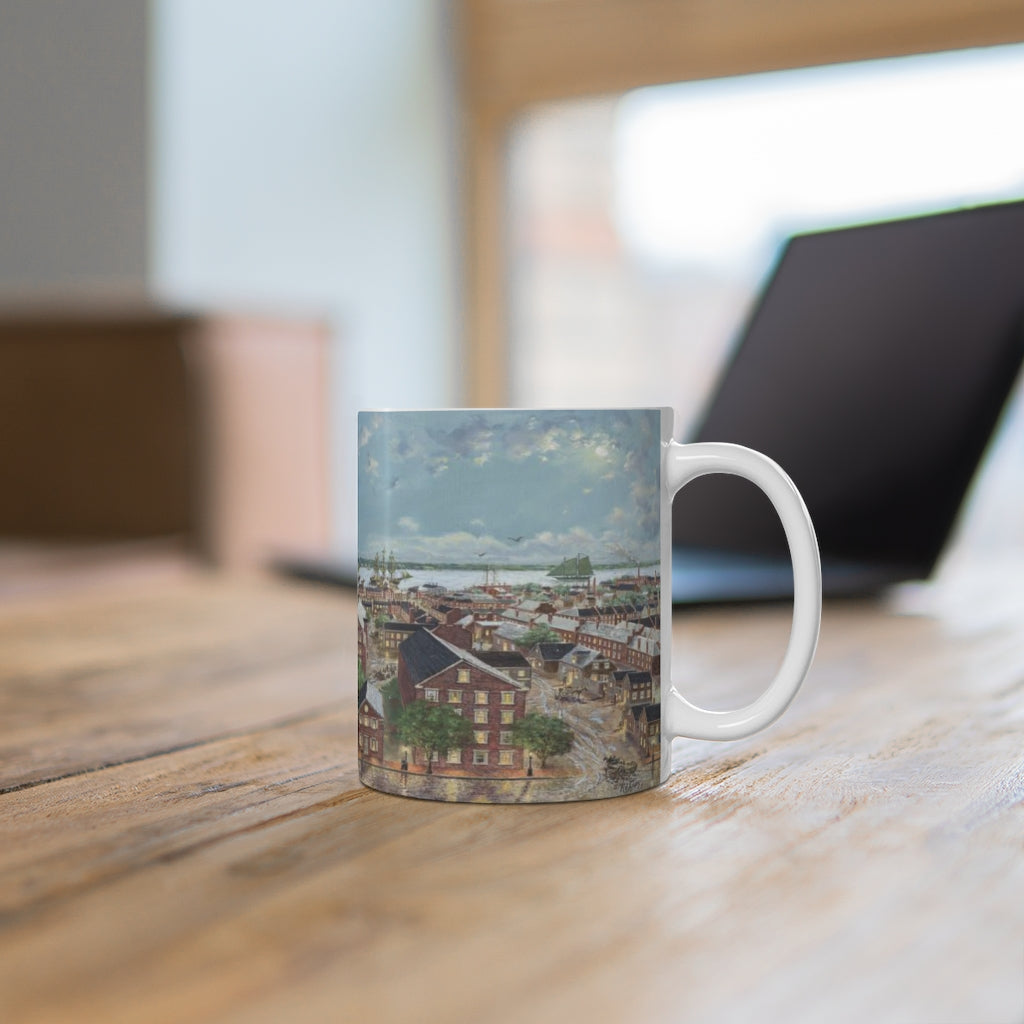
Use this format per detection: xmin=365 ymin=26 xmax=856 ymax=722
xmin=357 ymin=409 xmax=662 ymax=802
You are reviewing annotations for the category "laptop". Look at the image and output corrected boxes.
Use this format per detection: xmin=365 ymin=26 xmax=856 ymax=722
xmin=671 ymin=199 xmax=1024 ymax=604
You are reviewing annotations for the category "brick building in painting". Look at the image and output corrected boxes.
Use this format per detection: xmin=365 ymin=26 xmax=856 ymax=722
xmin=431 ymin=620 xmax=474 ymax=652
xmin=533 ymin=641 xmax=577 ymax=674
xmin=381 ymin=621 xmax=425 ymax=662
xmin=558 ymin=646 xmax=615 ymax=696
xmin=397 ymin=629 xmax=531 ymax=772
xmin=357 ymin=600 xmax=369 ymax=681
xmin=615 ymin=669 xmax=654 ymax=707
xmin=636 ymin=703 xmax=661 ymax=760
xmin=626 ymin=631 xmax=661 ymax=675
xmin=358 ymin=682 xmax=386 ymax=764
xmin=474 ymin=649 xmax=533 ymax=687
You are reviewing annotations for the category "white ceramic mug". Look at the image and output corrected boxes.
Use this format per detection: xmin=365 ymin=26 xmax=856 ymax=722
xmin=357 ymin=408 xmax=820 ymax=802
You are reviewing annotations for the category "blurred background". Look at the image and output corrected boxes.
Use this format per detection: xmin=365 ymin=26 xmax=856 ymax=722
xmin=2 ymin=0 xmax=1024 ymax=587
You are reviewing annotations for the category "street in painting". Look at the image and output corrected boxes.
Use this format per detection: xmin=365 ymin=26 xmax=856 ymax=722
xmin=357 ymin=410 xmax=663 ymax=802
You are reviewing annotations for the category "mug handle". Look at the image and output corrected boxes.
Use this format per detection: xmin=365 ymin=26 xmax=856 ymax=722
xmin=664 ymin=441 xmax=822 ymax=742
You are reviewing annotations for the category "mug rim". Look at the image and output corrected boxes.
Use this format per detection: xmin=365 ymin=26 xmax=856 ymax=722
xmin=358 ymin=405 xmax=674 ymax=414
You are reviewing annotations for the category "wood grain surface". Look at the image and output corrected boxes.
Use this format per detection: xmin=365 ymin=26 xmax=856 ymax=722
xmin=0 ymin=561 xmax=1022 ymax=1023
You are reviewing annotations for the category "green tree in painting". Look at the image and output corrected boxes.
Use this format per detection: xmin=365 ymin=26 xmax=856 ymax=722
xmin=380 ymin=676 xmax=402 ymax=720
xmin=514 ymin=624 xmax=560 ymax=651
xmin=395 ymin=701 xmax=473 ymax=774
xmin=511 ymin=713 xmax=574 ymax=769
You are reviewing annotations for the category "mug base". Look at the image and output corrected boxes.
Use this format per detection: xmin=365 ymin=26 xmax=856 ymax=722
xmin=358 ymin=761 xmax=659 ymax=804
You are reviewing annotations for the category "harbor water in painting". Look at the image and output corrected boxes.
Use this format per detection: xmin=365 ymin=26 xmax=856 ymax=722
xmin=357 ymin=410 xmax=663 ymax=802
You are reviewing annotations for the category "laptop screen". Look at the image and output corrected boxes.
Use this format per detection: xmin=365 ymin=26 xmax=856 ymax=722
xmin=672 ymin=200 xmax=1024 ymax=579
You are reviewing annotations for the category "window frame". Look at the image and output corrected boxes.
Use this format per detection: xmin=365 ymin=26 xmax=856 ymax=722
xmin=457 ymin=0 xmax=1024 ymax=406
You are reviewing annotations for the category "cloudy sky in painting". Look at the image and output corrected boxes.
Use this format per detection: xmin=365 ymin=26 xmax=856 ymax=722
xmin=359 ymin=410 xmax=663 ymax=566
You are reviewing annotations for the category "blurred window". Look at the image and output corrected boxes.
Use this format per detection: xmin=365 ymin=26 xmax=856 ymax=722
xmin=507 ymin=44 xmax=1024 ymax=439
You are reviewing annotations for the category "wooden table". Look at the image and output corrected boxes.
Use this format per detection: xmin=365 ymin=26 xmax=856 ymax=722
xmin=1 ymin=555 xmax=1022 ymax=1023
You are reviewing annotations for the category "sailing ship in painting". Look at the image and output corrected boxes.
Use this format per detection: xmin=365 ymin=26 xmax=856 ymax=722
xmin=548 ymin=553 xmax=593 ymax=581
xmin=367 ymin=548 xmax=412 ymax=589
